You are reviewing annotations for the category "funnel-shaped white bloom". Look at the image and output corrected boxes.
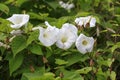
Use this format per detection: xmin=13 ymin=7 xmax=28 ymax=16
xmin=7 ymin=14 xmax=29 ymax=29
xmin=38 ymin=21 xmax=59 ymax=47
xmin=56 ymin=23 xmax=78 ymax=49
xmin=76 ymin=34 xmax=94 ymax=54
xmin=75 ymin=16 xmax=96 ymax=28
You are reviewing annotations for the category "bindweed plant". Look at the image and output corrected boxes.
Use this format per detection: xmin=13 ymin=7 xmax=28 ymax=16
xmin=0 ymin=0 xmax=120 ymax=80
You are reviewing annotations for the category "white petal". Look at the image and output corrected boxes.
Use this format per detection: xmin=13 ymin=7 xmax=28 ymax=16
xmin=84 ymin=16 xmax=91 ymax=27
xmin=75 ymin=16 xmax=96 ymax=28
xmin=62 ymin=23 xmax=78 ymax=35
xmin=38 ymin=22 xmax=59 ymax=47
xmin=75 ymin=17 xmax=85 ymax=27
xmin=59 ymin=1 xmax=64 ymax=5
xmin=76 ymin=34 xmax=94 ymax=54
xmin=10 ymin=24 xmax=22 ymax=28
xmin=66 ymin=3 xmax=74 ymax=10
xmin=7 ymin=14 xmax=29 ymax=28
xmin=56 ymin=25 xmax=78 ymax=49
xmin=90 ymin=17 xmax=96 ymax=27
xmin=75 ymin=18 xmax=80 ymax=24
xmin=32 ymin=26 xmax=42 ymax=31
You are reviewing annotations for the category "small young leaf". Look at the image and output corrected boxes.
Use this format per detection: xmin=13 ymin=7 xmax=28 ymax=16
xmin=110 ymin=71 xmax=116 ymax=80
xmin=28 ymin=43 xmax=43 ymax=55
xmin=76 ymin=67 xmax=92 ymax=74
xmin=27 ymin=31 xmax=39 ymax=46
xmin=0 ymin=3 xmax=9 ymax=14
xmin=55 ymin=59 xmax=68 ymax=65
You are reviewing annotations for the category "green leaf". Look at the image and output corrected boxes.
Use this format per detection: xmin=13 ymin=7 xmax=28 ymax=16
xmin=76 ymin=67 xmax=92 ymax=74
xmin=60 ymin=69 xmax=84 ymax=80
xmin=75 ymin=12 xmax=90 ymax=17
xmin=11 ymin=36 xmax=27 ymax=57
xmin=21 ymin=72 xmax=43 ymax=80
xmin=9 ymin=53 xmax=24 ymax=75
xmin=28 ymin=12 xmax=49 ymax=20
xmin=55 ymin=59 xmax=68 ymax=65
xmin=45 ymin=1 xmax=59 ymax=10
xmin=106 ymin=41 xmax=114 ymax=47
xmin=66 ymin=53 xmax=89 ymax=66
xmin=0 ymin=18 xmax=12 ymax=33
xmin=111 ymin=42 xmax=120 ymax=53
xmin=110 ymin=71 xmax=116 ymax=80
xmin=0 ymin=3 xmax=9 ymax=14
xmin=96 ymin=68 xmax=108 ymax=80
xmin=28 ymin=43 xmax=43 ymax=55
xmin=16 ymin=0 xmax=29 ymax=7
xmin=56 ymin=16 xmax=70 ymax=28
xmin=21 ymin=72 xmax=55 ymax=80
xmin=27 ymin=31 xmax=39 ymax=46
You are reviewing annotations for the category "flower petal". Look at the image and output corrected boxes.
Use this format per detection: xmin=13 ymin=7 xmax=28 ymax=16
xmin=38 ymin=22 xmax=59 ymax=47
xmin=76 ymin=34 xmax=94 ymax=54
xmin=90 ymin=17 xmax=96 ymax=27
xmin=7 ymin=14 xmax=29 ymax=28
xmin=56 ymin=23 xmax=78 ymax=49
xmin=61 ymin=23 xmax=78 ymax=34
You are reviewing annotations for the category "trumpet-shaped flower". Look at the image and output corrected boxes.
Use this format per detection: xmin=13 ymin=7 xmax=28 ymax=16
xmin=56 ymin=23 xmax=78 ymax=49
xmin=76 ymin=34 xmax=94 ymax=54
xmin=38 ymin=21 xmax=59 ymax=47
xmin=7 ymin=14 xmax=29 ymax=29
xmin=75 ymin=16 xmax=96 ymax=28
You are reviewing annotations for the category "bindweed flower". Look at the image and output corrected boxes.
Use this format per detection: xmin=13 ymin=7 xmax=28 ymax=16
xmin=38 ymin=21 xmax=59 ymax=47
xmin=56 ymin=23 xmax=78 ymax=49
xmin=59 ymin=1 xmax=74 ymax=10
xmin=75 ymin=34 xmax=94 ymax=54
xmin=75 ymin=17 xmax=86 ymax=27
xmin=75 ymin=16 xmax=96 ymax=28
xmin=7 ymin=14 xmax=29 ymax=29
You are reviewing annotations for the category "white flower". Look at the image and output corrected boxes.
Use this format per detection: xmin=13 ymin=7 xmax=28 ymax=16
xmin=56 ymin=23 xmax=78 ymax=49
xmin=84 ymin=16 xmax=96 ymax=27
xmin=75 ymin=17 xmax=86 ymax=27
xmin=38 ymin=21 xmax=59 ymax=47
xmin=66 ymin=3 xmax=74 ymax=10
xmin=7 ymin=14 xmax=29 ymax=29
xmin=75 ymin=16 xmax=96 ymax=28
xmin=59 ymin=1 xmax=74 ymax=10
xmin=75 ymin=34 xmax=94 ymax=54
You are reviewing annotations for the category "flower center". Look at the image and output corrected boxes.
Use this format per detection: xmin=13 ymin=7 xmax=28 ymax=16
xmin=43 ymin=33 xmax=48 ymax=38
xmin=82 ymin=40 xmax=88 ymax=45
xmin=15 ymin=17 xmax=23 ymax=24
xmin=61 ymin=37 xmax=67 ymax=43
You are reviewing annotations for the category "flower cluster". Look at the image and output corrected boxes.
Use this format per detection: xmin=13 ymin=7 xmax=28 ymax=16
xmin=75 ymin=16 xmax=96 ymax=28
xmin=59 ymin=1 xmax=74 ymax=10
xmin=7 ymin=14 xmax=96 ymax=54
